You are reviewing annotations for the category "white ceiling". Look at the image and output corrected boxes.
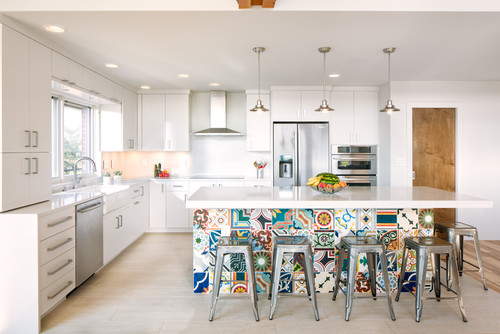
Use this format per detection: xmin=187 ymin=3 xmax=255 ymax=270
xmin=3 ymin=11 xmax=500 ymax=91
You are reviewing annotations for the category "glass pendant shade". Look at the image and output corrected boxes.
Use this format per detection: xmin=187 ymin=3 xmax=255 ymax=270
xmin=380 ymin=47 xmax=399 ymax=113
xmin=250 ymin=47 xmax=268 ymax=112
xmin=316 ymin=47 xmax=333 ymax=113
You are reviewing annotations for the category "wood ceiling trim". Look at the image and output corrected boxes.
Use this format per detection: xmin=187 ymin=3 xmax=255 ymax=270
xmin=238 ymin=0 xmax=275 ymax=9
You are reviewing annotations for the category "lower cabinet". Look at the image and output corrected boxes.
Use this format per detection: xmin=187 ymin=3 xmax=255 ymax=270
xmin=166 ymin=180 xmax=190 ymax=232
xmin=149 ymin=180 xmax=167 ymax=231
xmin=103 ymin=205 xmax=132 ymax=264
xmin=130 ymin=182 xmax=149 ymax=242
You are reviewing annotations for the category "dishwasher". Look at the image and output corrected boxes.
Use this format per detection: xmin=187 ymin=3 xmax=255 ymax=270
xmin=76 ymin=197 xmax=104 ymax=287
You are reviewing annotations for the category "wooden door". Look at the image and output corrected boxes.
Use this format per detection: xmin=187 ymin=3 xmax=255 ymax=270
xmin=412 ymin=108 xmax=456 ymax=222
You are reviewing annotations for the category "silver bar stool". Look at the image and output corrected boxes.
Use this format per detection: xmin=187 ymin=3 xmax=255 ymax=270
xmin=209 ymin=236 xmax=259 ymax=321
xmin=268 ymin=235 xmax=319 ymax=321
xmin=434 ymin=221 xmax=488 ymax=290
xmin=395 ymin=237 xmax=467 ymax=322
xmin=332 ymin=236 xmax=396 ymax=321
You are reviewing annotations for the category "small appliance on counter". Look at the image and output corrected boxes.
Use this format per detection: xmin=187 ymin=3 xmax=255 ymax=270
xmin=331 ymin=144 xmax=377 ymax=186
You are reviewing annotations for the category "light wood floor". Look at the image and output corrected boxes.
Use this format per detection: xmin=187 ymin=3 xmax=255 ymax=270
xmin=42 ymin=233 xmax=500 ymax=333
xmin=463 ymin=240 xmax=500 ymax=293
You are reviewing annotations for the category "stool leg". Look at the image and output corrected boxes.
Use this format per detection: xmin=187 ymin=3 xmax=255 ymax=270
xmin=268 ymin=243 xmax=278 ymax=301
xmin=209 ymin=250 xmax=224 ymax=321
xmin=333 ymin=246 xmax=345 ymax=301
xmin=367 ymin=252 xmax=377 ymax=300
xmin=458 ymin=235 xmax=464 ymax=276
xmin=415 ymin=248 xmax=428 ymax=322
xmin=345 ymin=248 xmax=357 ymax=321
xmin=244 ymin=249 xmax=259 ymax=321
xmin=445 ymin=253 xmax=451 ymax=291
xmin=304 ymin=247 xmax=320 ymax=321
xmin=395 ymin=245 xmax=409 ymax=302
xmin=431 ymin=252 xmax=441 ymax=301
xmin=379 ymin=248 xmax=396 ymax=321
xmin=269 ymin=248 xmax=283 ymax=320
xmin=450 ymin=247 xmax=468 ymax=322
xmin=473 ymin=231 xmax=488 ymax=290
xmin=301 ymin=253 xmax=312 ymax=300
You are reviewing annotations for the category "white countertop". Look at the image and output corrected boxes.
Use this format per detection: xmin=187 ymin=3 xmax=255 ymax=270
xmin=186 ymin=186 xmax=493 ymax=209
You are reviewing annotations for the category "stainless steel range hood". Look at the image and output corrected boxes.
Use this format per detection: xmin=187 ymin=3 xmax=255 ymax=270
xmin=193 ymin=91 xmax=242 ymax=136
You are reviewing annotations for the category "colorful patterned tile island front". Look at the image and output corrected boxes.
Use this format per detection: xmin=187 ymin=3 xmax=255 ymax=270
xmin=193 ymin=208 xmax=434 ymax=295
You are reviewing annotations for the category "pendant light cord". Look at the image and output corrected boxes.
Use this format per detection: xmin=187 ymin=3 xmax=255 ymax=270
xmin=387 ymin=52 xmax=391 ymax=101
xmin=322 ymin=51 xmax=326 ymax=101
xmin=257 ymin=50 xmax=261 ymax=101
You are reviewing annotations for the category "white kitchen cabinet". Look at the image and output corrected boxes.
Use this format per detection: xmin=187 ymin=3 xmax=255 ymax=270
xmin=141 ymin=94 xmax=166 ymax=151
xmin=103 ymin=205 xmax=131 ymax=264
xmin=140 ymin=92 xmax=190 ymax=151
xmin=122 ymin=89 xmax=138 ymax=151
xmin=51 ymin=51 xmax=83 ymax=86
xmin=246 ymin=92 xmax=271 ymax=151
xmin=100 ymin=102 xmax=123 ymax=152
xmin=149 ymin=180 xmax=167 ymax=231
xmin=271 ymin=88 xmax=330 ymax=122
xmin=330 ymin=90 xmax=379 ymax=145
xmin=244 ymin=179 xmax=273 ymax=187
xmin=188 ymin=179 xmax=245 ymax=196
xmin=165 ymin=94 xmax=190 ymax=151
xmin=166 ymin=180 xmax=190 ymax=232
xmin=130 ymin=182 xmax=149 ymax=241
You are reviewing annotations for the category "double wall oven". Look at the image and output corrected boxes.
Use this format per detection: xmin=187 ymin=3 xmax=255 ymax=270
xmin=331 ymin=145 xmax=377 ymax=186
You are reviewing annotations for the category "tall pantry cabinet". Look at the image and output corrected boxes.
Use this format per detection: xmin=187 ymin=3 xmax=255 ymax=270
xmin=0 ymin=24 xmax=51 ymax=212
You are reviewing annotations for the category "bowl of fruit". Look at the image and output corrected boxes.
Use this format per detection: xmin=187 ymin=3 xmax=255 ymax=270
xmin=307 ymin=173 xmax=348 ymax=193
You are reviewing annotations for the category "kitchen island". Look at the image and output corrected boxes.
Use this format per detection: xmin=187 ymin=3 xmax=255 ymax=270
xmin=186 ymin=186 xmax=492 ymax=295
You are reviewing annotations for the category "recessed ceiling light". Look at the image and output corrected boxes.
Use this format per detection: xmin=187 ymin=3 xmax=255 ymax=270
xmin=209 ymin=83 xmax=220 ymax=87
xmin=178 ymin=74 xmax=189 ymax=78
xmin=140 ymin=85 xmax=151 ymax=90
xmin=44 ymin=25 xmax=65 ymax=33
xmin=329 ymin=74 xmax=340 ymax=78
xmin=105 ymin=63 xmax=119 ymax=68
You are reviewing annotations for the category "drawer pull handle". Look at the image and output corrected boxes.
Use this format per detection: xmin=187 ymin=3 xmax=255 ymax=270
xmin=77 ymin=203 xmax=104 ymax=213
xmin=47 ymin=238 xmax=73 ymax=252
xmin=47 ymin=259 xmax=73 ymax=276
xmin=134 ymin=189 xmax=140 ymax=193
xmin=47 ymin=216 xmax=73 ymax=228
xmin=173 ymin=185 xmax=184 ymax=188
xmin=134 ymin=201 xmax=140 ymax=205
xmin=47 ymin=281 xmax=73 ymax=300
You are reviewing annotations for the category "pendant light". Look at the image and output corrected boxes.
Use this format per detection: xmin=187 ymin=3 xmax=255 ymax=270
xmin=250 ymin=47 xmax=268 ymax=112
xmin=315 ymin=47 xmax=334 ymax=113
xmin=380 ymin=47 xmax=400 ymax=114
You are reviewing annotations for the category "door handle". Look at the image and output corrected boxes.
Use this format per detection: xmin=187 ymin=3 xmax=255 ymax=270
xmin=24 ymin=158 xmax=31 ymax=175
xmin=116 ymin=216 xmax=120 ymax=229
xmin=32 ymin=131 xmax=39 ymax=148
xmin=128 ymin=139 xmax=134 ymax=149
xmin=32 ymin=157 xmax=38 ymax=174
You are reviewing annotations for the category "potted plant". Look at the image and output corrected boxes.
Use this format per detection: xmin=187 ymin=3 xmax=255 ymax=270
xmin=103 ymin=171 xmax=112 ymax=185
xmin=113 ymin=170 xmax=122 ymax=184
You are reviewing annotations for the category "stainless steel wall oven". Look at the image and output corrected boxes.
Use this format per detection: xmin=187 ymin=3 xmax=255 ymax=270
xmin=332 ymin=145 xmax=377 ymax=186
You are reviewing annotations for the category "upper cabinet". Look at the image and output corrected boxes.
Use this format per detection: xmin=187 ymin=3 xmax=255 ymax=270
xmin=246 ymin=91 xmax=271 ymax=151
xmin=330 ymin=89 xmax=379 ymax=145
xmin=271 ymin=88 xmax=330 ymax=122
xmin=140 ymin=92 xmax=190 ymax=151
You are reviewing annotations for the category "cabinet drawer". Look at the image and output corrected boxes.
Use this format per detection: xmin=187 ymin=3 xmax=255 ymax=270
xmin=38 ymin=206 xmax=75 ymax=241
xmin=39 ymin=227 xmax=75 ymax=266
xmin=40 ymin=268 xmax=75 ymax=316
xmin=39 ymin=248 xmax=75 ymax=290
xmin=166 ymin=181 xmax=188 ymax=192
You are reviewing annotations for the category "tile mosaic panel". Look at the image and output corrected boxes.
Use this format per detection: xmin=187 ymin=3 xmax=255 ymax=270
xmin=193 ymin=250 xmax=210 ymax=273
xmin=293 ymin=209 xmax=314 ymax=229
xmin=377 ymin=250 xmax=398 ymax=272
xmin=335 ymin=209 xmax=356 ymax=230
xmin=256 ymin=272 xmax=271 ymax=293
xmin=229 ymin=229 xmax=251 ymax=238
xmin=250 ymin=209 xmax=272 ymax=230
xmin=278 ymin=273 xmax=293 ymax=293
xmin=208 ymin=230 xmax=221 ymax=252
xmin=251 ymin=230 xmax=273 ymax=251
xmin=272 ymin=209 xmax=294 ymax=229
xmin=399 ymin=272 xmax=417 ymax=294
xmin=314 ymin=249 xmax=336 ymax=273
xmin=334 ymin=229 xmax=355 ymax=248
xmin=418 ymin=209 xmax=434 ymax=229
xmin=315 ymin=272 xmax=335 ymax=293
xmin=376 ymin=271 xmax=398 ymax=293
xmin=418 ymin=229 xmax=434 ymax=237
xmin=231 ymin=209 xmax=252 ymax=229
xmin=377 ymin=229 xmax=399 ymax=251
xmin=281 ymin=254 xmax=294 ymax=272
xmin=293 ymin=273 xmax=307 ymax=294
xmin=292 ymin=229 xmax=314 ymax=246
xmin=314 ymin=209 xmax=335 ymax=230
xmin=314 ymin=230 xmax=336 ymax=249
xmin=355 ymin=272 xmax=371 ymax=293
xmin=253 ymin=251 xmax=272 ymax=272
xmin=193 ymin=209 xmax=209 ymax=230
xmin=398 ymin=249 xmax=417 ymax=273
xmin=398 ymin=229 xmax=418 ymax=252
xmin=207 ymin=209 xmax=230 ymax=230
xmin=194 ymin=272 xmax=210 ymax=293
xmin=397 ymin=208 xmax=419 ymax=231
xmin=293 ymin=253 xmax=305 ymax=272
xmin=193 ymin=229 xmax=209 ymax=253
xmin=356 ymin=208 xmax=376 ymax=230
xmin=376 ymin=209 xmax=397 ymax=229
xmin=230 ymin=253 xmax=247 ymax=272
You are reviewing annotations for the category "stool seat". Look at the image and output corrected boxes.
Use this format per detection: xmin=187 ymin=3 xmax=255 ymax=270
xmin=396 ymin=236 xmax=467 ymax=322
xmin=209 ymin=236 xmax=259 ymax=321
xmin=434 ymin=222 xmax=488 ymax=290
xmin=333 ymin=236 xmax=396 ymax=321
xmin=269 ymin=235 xmax=319 ymax=321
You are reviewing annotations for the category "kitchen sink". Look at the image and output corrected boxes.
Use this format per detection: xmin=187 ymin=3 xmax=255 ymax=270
xmin=58 ymin=184 xmax=130 ymax=195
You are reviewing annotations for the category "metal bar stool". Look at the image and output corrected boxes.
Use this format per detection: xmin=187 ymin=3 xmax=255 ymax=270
xmin=332 ymin=236 xmax=396 ymax=321
xmin=268 ymin=235 xmax=319 ymax=321
xmin=395 ymin=237 xmax=467 ymax=322
xmin=434 ymin=221 xmax=488 ymax=290
xmin=209 ymin=236 xmax=259 ymax=321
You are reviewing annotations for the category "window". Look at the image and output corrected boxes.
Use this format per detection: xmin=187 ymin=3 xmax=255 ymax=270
xmin=52 ymin=96 xmax=96 ymax=180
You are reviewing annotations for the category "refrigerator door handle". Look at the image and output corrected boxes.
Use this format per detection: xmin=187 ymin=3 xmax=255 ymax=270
xmin=294 ymin=129 xmax=299 ymax=186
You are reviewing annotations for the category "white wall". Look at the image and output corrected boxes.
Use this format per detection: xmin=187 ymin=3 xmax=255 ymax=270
xmin=388 ymin=81 xmax=500 ymax=239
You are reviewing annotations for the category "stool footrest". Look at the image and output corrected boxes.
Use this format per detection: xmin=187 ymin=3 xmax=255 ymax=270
xmin=462 ymin=260 xmax=480 ymax=269
xmin=426 ymin=296 xmax=459 ymax=301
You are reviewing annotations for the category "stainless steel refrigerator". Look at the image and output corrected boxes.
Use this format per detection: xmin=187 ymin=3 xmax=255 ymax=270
xmin=273 ymin=122 xmax=329 ymax=187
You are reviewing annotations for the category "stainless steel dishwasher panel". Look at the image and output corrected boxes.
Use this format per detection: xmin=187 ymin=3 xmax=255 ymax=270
xmin=76 ymin=197 xmax=104 ymax=287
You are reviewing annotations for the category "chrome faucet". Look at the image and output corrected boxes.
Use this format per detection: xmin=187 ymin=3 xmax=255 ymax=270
xmin=73 ymin=157 xmax=97 ymax=189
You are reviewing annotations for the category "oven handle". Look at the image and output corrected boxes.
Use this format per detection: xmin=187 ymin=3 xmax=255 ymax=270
xmin=332 ymin=157 xmax=376 ymax=161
